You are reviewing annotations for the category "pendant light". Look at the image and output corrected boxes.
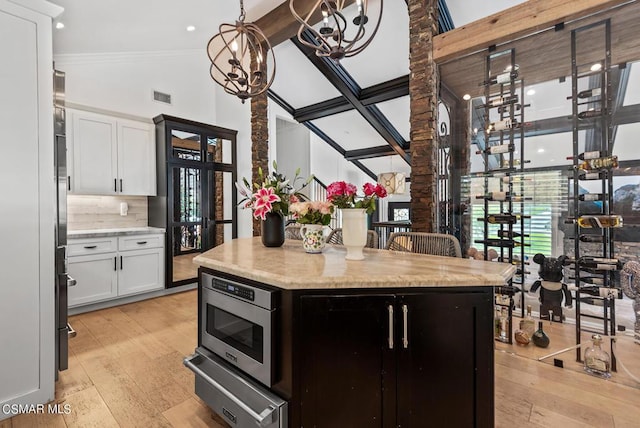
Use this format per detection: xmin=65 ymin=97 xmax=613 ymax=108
xmin=378 ymin=172 xmax=406 ymax=195
xmin=290 ymin=0 xmax=383 ymax=61
xmin=207 ymin=0 xmax=276 ymax=102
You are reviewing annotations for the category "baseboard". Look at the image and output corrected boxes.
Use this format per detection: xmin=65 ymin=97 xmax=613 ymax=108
xmin=68 ymin=282 xmax=197 ymax=315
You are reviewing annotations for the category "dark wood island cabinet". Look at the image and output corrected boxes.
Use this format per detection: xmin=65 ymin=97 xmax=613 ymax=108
xmin=190 ymin=238 xmax=514 ymax=428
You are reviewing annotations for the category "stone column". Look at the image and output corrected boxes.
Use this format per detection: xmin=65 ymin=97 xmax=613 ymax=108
xmin=408 ymin=0 xmax=439 ymax=233
xmin=251 ymin=56 xmax=269 ymax=236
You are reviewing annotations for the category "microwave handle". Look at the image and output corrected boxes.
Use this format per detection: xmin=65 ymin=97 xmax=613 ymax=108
xmin=184 ymin=354 xmax=277 ymax=427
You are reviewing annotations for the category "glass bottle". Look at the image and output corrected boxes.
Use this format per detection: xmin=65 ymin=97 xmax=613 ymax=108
xmin=499 ymin=307 xmax=509 ymax=342
xmin=583 ymin=334 xmax=611 ymax=379
xmin=519 ymin=305 xmax=536 ymax=337
xmin=532 ymin=321 xmax=550 ymax=348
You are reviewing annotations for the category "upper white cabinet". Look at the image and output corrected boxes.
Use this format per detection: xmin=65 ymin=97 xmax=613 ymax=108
xmin=68 ymin=109 xmax=156 ymax=196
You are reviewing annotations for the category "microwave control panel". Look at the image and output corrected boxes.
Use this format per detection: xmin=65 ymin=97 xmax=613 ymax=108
xmin=212 ymin=278 xmax=255 ymax=302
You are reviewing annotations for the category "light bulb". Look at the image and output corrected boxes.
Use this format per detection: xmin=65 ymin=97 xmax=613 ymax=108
xmin=231 ymin=40 xmax=238 ymax=52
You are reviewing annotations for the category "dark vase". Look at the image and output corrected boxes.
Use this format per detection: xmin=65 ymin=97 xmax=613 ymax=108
xmin=261 ymin=211 xmax=285 ymax=247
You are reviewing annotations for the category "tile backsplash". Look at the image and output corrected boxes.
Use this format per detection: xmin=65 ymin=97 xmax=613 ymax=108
xmin=67 ymin=195 xmax=148 ymax=230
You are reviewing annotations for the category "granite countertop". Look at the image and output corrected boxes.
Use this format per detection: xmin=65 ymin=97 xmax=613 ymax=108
xmin=193 ymin=237 xmax=516 ymax=290
xmin=68 ymin=227 xmax=165 ymax=239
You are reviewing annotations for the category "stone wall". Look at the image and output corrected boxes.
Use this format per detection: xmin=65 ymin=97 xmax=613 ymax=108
xmin=408 ymin=0 xmax=439 ymax=232
xmin=250 ymin=58 xmax=269 ymax=236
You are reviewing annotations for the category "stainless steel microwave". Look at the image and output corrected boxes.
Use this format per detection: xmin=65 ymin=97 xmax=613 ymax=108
xmin=199 ymin=272 xmax=278 ymax=387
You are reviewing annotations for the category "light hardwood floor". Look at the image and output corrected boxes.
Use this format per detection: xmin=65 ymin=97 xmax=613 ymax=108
xmin=3 ymin=291 xmax=639 ymax=428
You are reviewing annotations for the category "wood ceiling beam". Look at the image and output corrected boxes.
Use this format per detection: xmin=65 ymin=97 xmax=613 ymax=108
xmin=255 ymin=0 xmax=357 ymax=47
xmin=433 ymin=0 xmax=632 ymax=64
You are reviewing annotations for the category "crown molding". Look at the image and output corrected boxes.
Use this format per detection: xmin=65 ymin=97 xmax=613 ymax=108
xmin=53 ymin=49 xmax=204 ymax=65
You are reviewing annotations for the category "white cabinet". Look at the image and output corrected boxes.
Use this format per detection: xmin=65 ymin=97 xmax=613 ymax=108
xmin=68 ymin=252 xmax=118 ymax=306
xmin=68 ymin=233 xmax=164 ymax=307
xmin=68 ymin=109 xmax=156 ymax=196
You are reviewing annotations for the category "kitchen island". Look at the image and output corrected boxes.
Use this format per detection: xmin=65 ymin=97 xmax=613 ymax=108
xmin=191 ymin=237 xmax=515 ymax=428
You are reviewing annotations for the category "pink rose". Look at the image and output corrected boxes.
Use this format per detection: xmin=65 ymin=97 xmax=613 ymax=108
xmin=374 ymin=184 xmax=387 ymax=198
xmin=289 ymin=194 xmax=299 ymax=204
xmin=327 ymin=181 xmax=347 ymax=199
xmin=363 ymin=182 xmax=376 ymax=196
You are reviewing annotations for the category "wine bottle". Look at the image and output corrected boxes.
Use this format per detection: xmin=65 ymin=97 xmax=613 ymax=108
xmin=474 ymin=238 xmax=530 ymax=248
xmin=573 ymin=257 xmax=621 ymax=271
xmin=579 ymin=276 xmax=605 ymax=285
xmin=578 ymin=193 xmax=605 ymax=201
xmin=480 ymin=214 xmax=530 ymax=224
xmin=487 ymin=118 xmax=518 ymax=133
xmin=578 ymin=88 xmax=602 ymax=98
xmin=578 ymin=109 xmax=604 ymax=119
xmin=577 ymin=155 xmax=618 ymax=171
xmin=578 ymin=171 xmax=608 ymax=181
xmin=500 ymin=159 xmax=530 ymax=168
xmin=566 ymin=215 xmax=623 ymax=229
xmin=476 ymin=192 xmax=531 ymax=202
xmin=567 ymin=150 xmax=605 ymax=161
xmin=579 ymin=234 xmax=605 ymax=243
xmin=498 ymin=103 xmax=522 ymax=114
xmin=483 ymin=70 xmax=519 ymax=86
xmin=578 ymin=286 xmax=621 ymax=298
xmin=501 ymin=175 xmax=531 ymax=184
xmin=476 ymin=143 xmax=514 ymax=155
xmin=497 ymin=230 xmax=529 ymax=239
xmin=532 ymin=321 xmax=550 ymax=348
xmin=480 ymin=94 xmax=519 ymax=108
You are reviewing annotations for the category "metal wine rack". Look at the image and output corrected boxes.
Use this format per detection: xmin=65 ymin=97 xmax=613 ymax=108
xmin=569 ymin=19 xmax=619 ymax=370
xmin=477 ymin=48 xmax=528 ymax=345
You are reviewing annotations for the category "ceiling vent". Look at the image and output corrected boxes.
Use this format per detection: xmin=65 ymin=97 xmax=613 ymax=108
xmin=153 ymin=90 xmax=172 ymax=105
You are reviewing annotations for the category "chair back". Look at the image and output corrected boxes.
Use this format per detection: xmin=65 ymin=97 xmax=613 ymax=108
xmin=326 ymin=228 xmax=379 ymax=249
xmin=284 ymin=224 xmax=303 ymax=240
xmin=385 ymin=232 xmax=462 ymax=257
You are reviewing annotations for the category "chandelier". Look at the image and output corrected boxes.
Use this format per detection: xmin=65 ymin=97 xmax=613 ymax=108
xmin=207 ymin=0 xmax=276 ymax=102
xmin=290 ymin=0 xmax=383 ymax=61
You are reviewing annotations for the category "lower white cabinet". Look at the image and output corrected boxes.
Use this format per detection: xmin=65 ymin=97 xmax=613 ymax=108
xmin=68 ymin=233 xmax=164 ymax=307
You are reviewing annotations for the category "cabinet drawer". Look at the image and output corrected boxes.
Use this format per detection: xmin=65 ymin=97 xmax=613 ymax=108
xmin=68 ymin=237 xmax=118 ymax=256
xmin=118 ymin=234 xmax=163 ymax=251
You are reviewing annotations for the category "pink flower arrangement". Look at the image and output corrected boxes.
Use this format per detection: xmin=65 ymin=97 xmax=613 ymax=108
xmin=236 ymin=161 xmax=312 ymax=220
xmin=290 ymin=201 xmax=334 ymax=225
xmin=327 ymin=181 xmax=387 ymax=215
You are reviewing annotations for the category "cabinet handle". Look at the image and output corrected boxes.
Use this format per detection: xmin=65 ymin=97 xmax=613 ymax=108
xmin=120 ymin=256 xmax=123 ymax=270
xmin=114 ymin=256 xmax=117 ymax=271
xmin=136 ymin=241 xmax=148 ymax=245
xmin=402 ymin=304 xmax=409 ymax=349
xmin=387 ymin=305 xmax=394 ymax=349
xmin=83 ymin=245 xmax=97 ymax=249
xmin=67 ymin=176 xmax=71 ymax=191
xmin=114 ymin=178 xmax=117 ymax=192
xmin=120 ymin=179 xmax=123 ymax=192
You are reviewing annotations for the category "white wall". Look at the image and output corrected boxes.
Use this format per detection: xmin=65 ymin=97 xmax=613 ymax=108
xmin=215 ymin=85 xmax=252 ymax=237
xmin=53 ymin=50 xmax=216 ymax=124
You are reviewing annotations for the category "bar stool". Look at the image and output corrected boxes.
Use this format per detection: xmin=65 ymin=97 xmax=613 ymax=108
xmin=385 ymin=232 xmax=462 ymax=257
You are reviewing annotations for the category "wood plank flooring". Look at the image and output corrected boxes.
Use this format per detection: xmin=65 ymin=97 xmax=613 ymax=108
xmin=173 ymin=254 xmax=198 ymax=283
xmin=4 ymin=290 xmax=639 ymax=427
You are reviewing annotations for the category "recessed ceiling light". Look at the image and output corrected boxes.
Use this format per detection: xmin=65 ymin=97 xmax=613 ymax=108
xmin=591 ymin=63 xmax=602 ymax=72
xmin=537 ymin=148 xmax=545 ymax=153
xmin=526 ymin=89 xmax=535 ymax=96
xmin=462 ymin=94 xmax=471 ymax=101
xmin=186 ymin=25 xmax=196 ymax=32
xmin=55 ymin=22 xmax=65 ymax=29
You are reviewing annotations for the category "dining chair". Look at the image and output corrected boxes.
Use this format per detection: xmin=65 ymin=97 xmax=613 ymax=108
xmin=385 ymin=232 xmax=462 ymax=257
xmin=284 ymin=224 xmax=304 ymax=240
xmin=326 ymin=228 xmax=379 ymax=249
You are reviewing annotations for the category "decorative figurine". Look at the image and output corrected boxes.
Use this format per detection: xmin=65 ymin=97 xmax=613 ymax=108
xmin=621 ymin=260 xmax=640 ymax=343
xmin=530 ymin=253 xmax=573 ymax=323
